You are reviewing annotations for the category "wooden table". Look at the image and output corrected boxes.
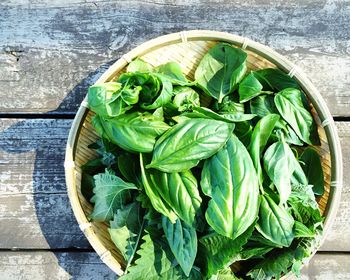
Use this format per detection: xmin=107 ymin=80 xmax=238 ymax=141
xmin=1 ymin=1 xmax=349 ymax=279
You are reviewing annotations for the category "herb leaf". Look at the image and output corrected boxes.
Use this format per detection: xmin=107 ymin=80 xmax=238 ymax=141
xmin=90 ymin=169 xmax=137 ymax=221
xmin=147 ymin=118 xmax=234 ymax=172
xmin=195 ymin=43 xmax=247 ymax=102
xmin=162 ymin=217 xmax=198 ymax=276
xmin=201 ymin=134 xmax=259 ymax=239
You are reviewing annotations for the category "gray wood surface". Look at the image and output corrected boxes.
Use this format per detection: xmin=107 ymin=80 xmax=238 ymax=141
xmin=0 ymin=251 xmax=350 ymax=280
xmin=0 ymin=118 xmax=349 ymax=251
xmin=1 ymin=0 xmax=350 ymax=116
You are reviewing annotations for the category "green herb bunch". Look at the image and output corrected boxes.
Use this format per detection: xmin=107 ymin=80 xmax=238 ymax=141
xmin=82 ymin=43 xmax=325 ymax=280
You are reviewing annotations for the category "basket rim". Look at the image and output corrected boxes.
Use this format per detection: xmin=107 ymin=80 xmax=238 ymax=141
xmin=65 ymin=30 xmax=343 ymax=276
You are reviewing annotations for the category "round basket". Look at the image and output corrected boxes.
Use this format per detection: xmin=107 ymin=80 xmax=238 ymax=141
xmin=65 ymin=30 xmax=343 ymax=277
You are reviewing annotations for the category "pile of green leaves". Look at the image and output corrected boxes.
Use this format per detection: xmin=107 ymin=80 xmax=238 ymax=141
xmin=82 ymin=43 xmax=325 ymax=280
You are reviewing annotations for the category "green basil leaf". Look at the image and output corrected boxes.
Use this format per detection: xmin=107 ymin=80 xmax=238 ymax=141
xmin=213 ymin=95 xmax=245 ymax=114
xmin=248 ymin=230 xmax=282 ymax=248
xmin=141 ymin=164 xmax=202 ymax=227
xmin=109 ymin=202 xmax=145 ymax=268
xmin=141 ymin=74 xmax=173 ymax=110
xmin=256 ymin=195 xmax=295 ymax=247
xmin=248 ymin=114 xmax=280 ymax=185
xmin=233 ymin=121 xmax=253 ymax=147
xmin=88 ymin=82 xmax=131 ymax=117
xmin=119 ymin=72 xmax=160 ymax=105
xmin=274 ymin=88 xmax=320 ymax=145
xmin=173 ymin=86 xmax=200 ymax=112
xmin=162 ymin=217 xmax=197 ymax=276
xmin=147 ymin=118 xmax=234 ymax=172
xmin=250 ymin=94 xmax=304 ymax=146
xmin=198 ymin=221 xmax=255 ymax=277
xmin=140 ymin=154 xmax=178 ymax=223
xmin=201 ymin=134 xmax=259 ymax=239
xmin=254 ymin=68 xmax=300 ymax=91
xmin=293 ymin=221 xmax=315 ymax=238
xmin=195 ymin=43 xmax=247 ymax=102
xmin=263 ymin=139 xmax=296 ymax=204
xmin=300 ymin=147 xmax=325 ymax=195
xmin=191 ymin=107 xmax=256 ymax=123
xmin=90 ymin=169 xmax=137 ymax=221
xmin=238 ymin=72 xmax=263 ymax=103
xmin=156 ymin=62 xmax=191 ymax=85
xmin=95 ymin=112 xmax=170 ymax=153
xmin=247 ymin=248 xmax=295 ymax=280
xmin=127 ymin=58 xmax=153 ymax=73
xmin=238 ymin=244 xmax=274 ymax=261
xmin=117 ymin=152 xmax=142 ymax=187
xmin=120 ymin=234 xmax=202 ymax=280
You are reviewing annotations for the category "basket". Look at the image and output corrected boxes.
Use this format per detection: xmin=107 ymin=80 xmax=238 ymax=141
xmin=65 ymin=30 xmax=343 ymax=277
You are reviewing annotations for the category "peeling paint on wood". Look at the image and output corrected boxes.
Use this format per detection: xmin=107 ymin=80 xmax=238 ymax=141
xmin=0 ymin=0 xmax=350 ymax=115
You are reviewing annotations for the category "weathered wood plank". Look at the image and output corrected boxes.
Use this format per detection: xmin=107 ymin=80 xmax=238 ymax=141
xmin=0 ymin=251 xmax=349 ymax=279
xmin=0 ymin=251 xmax=115 ymax=280
xmin=0 ymin=118 xmax=90 ymax=249
xmin=0 ymin=0 xmax=350 ymax=115
xmin=0 ymin=119 xmax=349 ymax=250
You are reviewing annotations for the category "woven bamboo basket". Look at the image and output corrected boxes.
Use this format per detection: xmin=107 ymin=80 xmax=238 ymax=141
xmin=65 ymin=30 xmax=343 ymax=277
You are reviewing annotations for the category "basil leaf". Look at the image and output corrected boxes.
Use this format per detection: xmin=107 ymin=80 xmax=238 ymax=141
xmin=263 ymin=139 xmax=296 ymax=204
xmin=118 ymin=152 xmax=142 ymax=187
xmin=213 ymin=95 xmax=245 ymax=114
xmin=109 ymin=202 xmax=145 ymax=269
xmin=248 ymin=114 xmax=280 ymax=185
xmin=140 ymin=154 xmax=178 ymax=223
xmin=141 ymin=164 xmax=202 ymax=228
xmin=254 ymin=68 xmax=300 ymax=91
xmin=156 ymin=62 xmax=191 ymax=85
xmin=300 ymin=148 xmax=325 ymax=195
xmin=162 ymin=217 xmax=197 ymax=276
xmin=173 ymin=86 xmax=200 ymax=112
xmin=247 ymin=248 xmax=295 ymax=280
xmin=95 ymin=112 xmax=170 ymax=153
xmin=195 ymin=43 xmax=247 ymax=102
xmin=201 ymin=134 xmax=259 ymax=239
xmin=250 ymin=94 xmax=304 ymax=146
xmin=274 ymin=88 xmax=320 ymax=145
xmin=90 ymin=169 xmax=137 ymax=221
xmin=293 ymin=221 xmax=315 ymax=238
xmin=233 ymin=121 xmax=253 ymax=147
xmin=141 ymin=73 xmax=173 ymax=110
xmin=198 ymin=221 xmax=255 ymax=277
xmin=88 ymin=82 xmax=131 ymax=117
xmin=256 ymin=195 xmax=295 ymax=247
xmin=119 ymin=72 xmax=160 ymax=105
xmin=190 ymin=107 xmax=256 ymax=123
xmin=127 ymin=58 xmax=153 ymax=73
xmin=120 ymin=234 xmax=202 ymax=280
xmin=238 ymin=72 xmax=263 ymax=103
xmin=147 ymin=118 xmax=234 ymax=172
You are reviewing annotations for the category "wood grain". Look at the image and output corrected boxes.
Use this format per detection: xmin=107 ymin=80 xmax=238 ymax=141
xmin=0 ymin=0 xmax=350 ymax=115
xmin=0 ymin=251 xmax=115 ymax=280
xmin=0 ymin=118 xmax=348 ymax=250
xmin=0 ymin=251 xmax=349 ymax=280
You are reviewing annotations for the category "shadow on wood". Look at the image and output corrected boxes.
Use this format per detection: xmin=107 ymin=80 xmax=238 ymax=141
xmin=0 ymin=60 xmax=117 ymax=278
